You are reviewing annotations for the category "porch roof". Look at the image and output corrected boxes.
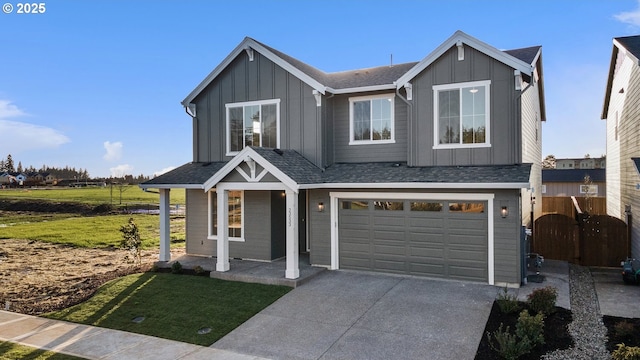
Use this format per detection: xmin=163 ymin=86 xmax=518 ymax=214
xmin=141 ymin=148 xmax=532 ymax=190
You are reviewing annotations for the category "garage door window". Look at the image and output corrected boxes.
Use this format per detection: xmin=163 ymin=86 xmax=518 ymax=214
xmin=374 ymin=201 xmax=404 ymax=210
xmin=410 ymin=202 xmax=443 ymax=211
xmin=449 ymin=202 xmax=485 ymax=213
xmin=342 ymin=200 xmax=369 ymax=210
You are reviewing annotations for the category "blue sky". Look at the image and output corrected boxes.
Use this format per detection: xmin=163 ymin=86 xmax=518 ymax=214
xmin=1 ymin=0 xmax=639 ymax=178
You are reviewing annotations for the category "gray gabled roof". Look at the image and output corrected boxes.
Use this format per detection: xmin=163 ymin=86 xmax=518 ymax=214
xmin=602 ymin=35 xmax=640 ymax=119
xmin=542 ymin=169 xmax=605 ymax=183
xmin=183 ymin=31 xmax=543 ymax=106
xmin=142 ymin=148 xmax=532 ymax=190
xmin=141 ymin=161 xmax=227 ymax=189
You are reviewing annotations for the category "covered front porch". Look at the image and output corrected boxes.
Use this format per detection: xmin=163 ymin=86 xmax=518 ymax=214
xmin=155 ymin=253 xmax=326 ymax=288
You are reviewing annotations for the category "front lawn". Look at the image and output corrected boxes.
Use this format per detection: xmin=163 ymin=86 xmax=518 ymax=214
xmin=0 ymin=341 xmax=85 ymax=360
xmin=44 ymin=272 xmax=291 ymax=346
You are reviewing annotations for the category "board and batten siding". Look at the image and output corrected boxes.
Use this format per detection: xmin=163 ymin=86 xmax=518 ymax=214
xmin=331 ymin=92 xmax=408 ymax=163
xmin=192 ymin=51 xmax=323 ymax=167
xmin=606 ymin=49 xmax=633 ymax=219
xmin=619 ymin=63 xmax=640 ymax=259
xmin=409 ymin=45 xmax=520 ymax=167
xmin=185 ymin=189 xmax=275 ymax=260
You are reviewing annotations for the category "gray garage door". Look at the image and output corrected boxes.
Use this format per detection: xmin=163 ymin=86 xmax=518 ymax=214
xmin=339 ymin=199 xmax=488 ymax=282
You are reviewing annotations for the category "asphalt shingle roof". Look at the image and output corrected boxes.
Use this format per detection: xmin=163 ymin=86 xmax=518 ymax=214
xmin=542 ymin=169 xmax=605 ymax=182
xmin=503 ymin=46 xmax=541 ymax=65
xmin=616 ymin=35 xmax=640 ymax=61
xmin=143 ymin=148 xmax=532 ymax=188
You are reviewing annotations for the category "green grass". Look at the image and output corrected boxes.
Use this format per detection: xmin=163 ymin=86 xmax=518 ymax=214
xmin=0 ymin=342 xmax=85 ymax=359
xmin=44 ymin=273 xmax=291 ymax=346
xmin=0 ymin=214 xmax=184 ymax=248
xmin=0 ymin=187 xmax=185 ymax=205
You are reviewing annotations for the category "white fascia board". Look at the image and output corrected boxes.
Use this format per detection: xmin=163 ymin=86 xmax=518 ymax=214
xmin=326 ymin=84 xmax=396 ymax=94
xmin=138 ymin=184 xmax=204 ymax=190
xmin=396 ymin=30 xmax=533 ymax=89
xmin=182 ymin=38 xmax=326 ymax=107
xmin=299 ymin=182 xmax=530 ymax=190
xmin=202 ymin=147 xmax=299 ymax=192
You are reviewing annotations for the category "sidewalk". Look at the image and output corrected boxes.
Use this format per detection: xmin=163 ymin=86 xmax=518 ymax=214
xmin=0 ymin=310 xmax=267 ymax=360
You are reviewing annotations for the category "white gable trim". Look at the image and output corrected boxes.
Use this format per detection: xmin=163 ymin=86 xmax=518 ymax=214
xmin=396 ymin=30 xmax=533 ymax=89
xmin=203 ymin=147 xmax=299 ymax=192
xmin=182 ymin=38 xmax=326 ymax=107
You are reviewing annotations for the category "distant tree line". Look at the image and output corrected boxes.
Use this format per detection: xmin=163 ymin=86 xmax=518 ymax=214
xmin=0 ymin=154 xmax=150 ymax=184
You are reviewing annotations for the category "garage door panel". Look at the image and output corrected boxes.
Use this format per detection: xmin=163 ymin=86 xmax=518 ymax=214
xmin=339 ymin=198 xmax=488 ymax=282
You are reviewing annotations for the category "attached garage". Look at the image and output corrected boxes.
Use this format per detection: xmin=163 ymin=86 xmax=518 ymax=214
xmin=331 ymin=192 xmax=495 ymax=284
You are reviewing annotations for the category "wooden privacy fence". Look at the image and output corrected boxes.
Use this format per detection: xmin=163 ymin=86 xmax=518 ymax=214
xmin=532 ymin=213 xmax=629 ymax=267
xmin=542 ymin=196 xmax=607 ymax=217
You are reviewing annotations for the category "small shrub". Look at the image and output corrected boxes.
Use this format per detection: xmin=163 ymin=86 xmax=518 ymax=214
xmin=612 ymin=343 xmax=640 ymax=360
xmin=614 ymin=320 xmax=636 ymax=338
xmin=496 ymin=287 xmax=521 ymax=314
xmin=193 ymin=265 xmax=206 ymax=275
xmin=487 ymin=324 xmax=532 ymax=360
xmin=119 ymin=218 xmax=142 ymax=265
xmin=171 ymin=261 xmax=183 ymax=274
xmin=527 ymin=286 xmax=557 ymax=315
xmin=515 ymin=310 xmax=545 ymax=347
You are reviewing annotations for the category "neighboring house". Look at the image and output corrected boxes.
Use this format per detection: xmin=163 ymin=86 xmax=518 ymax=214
xmin=602 ymin=34 xmax=640 ymax=259
xmin=141 ymin=31 xmax=545 ymax=287
xmin=555 ymin=157 xmax=606 ymax=170
xmin=542 ymin=169 xmax=606 ymax=197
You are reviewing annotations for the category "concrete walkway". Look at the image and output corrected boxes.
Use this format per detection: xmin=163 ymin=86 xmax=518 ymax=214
xmin=0 ymin=310 xmax=267 ymax=360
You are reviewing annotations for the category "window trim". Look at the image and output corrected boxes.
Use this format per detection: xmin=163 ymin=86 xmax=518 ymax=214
xmin=207 ymin=190 xmax=245 ymax=242
xmin=432 ymin=80 xmax=491 ymax=149
xmin=225 ymin=99 xmax=281 ymax=156
xmin=348 ymin=93 xmax=395 ymax=145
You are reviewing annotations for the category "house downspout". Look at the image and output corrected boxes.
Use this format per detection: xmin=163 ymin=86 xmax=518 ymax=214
xmin=396 ymin=87 xmax=413 ymax=165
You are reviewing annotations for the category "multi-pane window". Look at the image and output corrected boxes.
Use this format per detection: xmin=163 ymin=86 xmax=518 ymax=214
xmin=433 ymin=81 xmax=490 ymax=148
xmin=209 ymin=190 xmax=243 ymax=240
xmin=226 ymin=99 xmax=279 ymax=154
xmin=349 ymin=94 xmax=394 ymax=144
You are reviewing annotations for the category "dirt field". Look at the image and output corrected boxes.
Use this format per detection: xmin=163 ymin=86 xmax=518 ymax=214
xmin=0 ymin=238 xmax=185 ymax=315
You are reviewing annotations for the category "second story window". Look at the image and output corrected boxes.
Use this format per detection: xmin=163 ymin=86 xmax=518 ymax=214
xmin=433 ymin=80 xmax=491 ymax=149
xmin=226 ymin=99 xmax=280 ymax=155
xmin=349 ymin=94 xmax=395 ymax=145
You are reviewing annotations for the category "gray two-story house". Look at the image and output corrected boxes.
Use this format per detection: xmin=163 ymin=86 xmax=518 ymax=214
xmin=142 ymin=30 xmax=545 ymax=287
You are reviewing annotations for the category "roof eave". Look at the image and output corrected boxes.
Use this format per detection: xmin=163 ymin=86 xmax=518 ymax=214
xmin=326 ymin=84 xmax=396 ymax=94
xmin=182 ymin=38 xmax=327 ymax=107
xmin=396 ymin=30 xmax=533 ymax=89
xmin=299 ymin=182 xmax=531 ymax=190
xmin=138 ymin=183 xmax=204 ymax=190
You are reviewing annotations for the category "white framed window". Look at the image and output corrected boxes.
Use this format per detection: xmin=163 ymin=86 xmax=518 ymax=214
xmin=208 ymin=190 xmax=244 ymax=241
xmin=226 ymin=99 xmax=280 ymax=155
xmin=349 ymin=94 xmax=395 ymax=145
xmin=433 ymin=80 xmax=491 ymax=149
xmin=580 ymin=185 xmax=598 ymax=194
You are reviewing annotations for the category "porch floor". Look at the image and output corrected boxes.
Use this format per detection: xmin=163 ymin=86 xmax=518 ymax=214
xmin=155 ymin=253 xmax=326 ymax=288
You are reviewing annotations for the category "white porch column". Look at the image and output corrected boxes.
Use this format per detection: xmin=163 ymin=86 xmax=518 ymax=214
xmin=159 ymin=189 xmax=171 ymax=262
xmin=216 ymin=189 xmax=230 ymax=272
xmin=285 ymin=189 xmax=299 ymax=279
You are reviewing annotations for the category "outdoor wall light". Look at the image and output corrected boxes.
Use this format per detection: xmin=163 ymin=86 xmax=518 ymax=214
xmin=318 ymin=202 xmax=324 ymax=212
xmin=501 ymin=206 xmax=508 ymax=218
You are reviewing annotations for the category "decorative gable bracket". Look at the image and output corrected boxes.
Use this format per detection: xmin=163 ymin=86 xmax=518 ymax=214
xmin=245 ymin=46 xmax=254 ymax=62
xmin=404 ymin=83 xmax=413 ymax=101
xmin=235 ymin=155 xmax=268 ymax=182
xmin=186 ymin=103 xmax=196 ymax=117
xmin=514 ymin=70 xmax=522 ymax=91
xmin=312 ymin=90 xmax=321 ymax=107
xmin=457 ymin=40 xmax=464 ymax=61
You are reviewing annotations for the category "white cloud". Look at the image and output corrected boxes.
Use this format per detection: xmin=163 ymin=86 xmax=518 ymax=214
xmin=0 ymin=100 xmax=69 ymax=154
xmin=109 ymin=164 xmax=134 ymax=177
xmin=103 ymin=141 xmax=123 ymax=162
xmin=0 ymin=100 xmax=27 ymax=118
xmin=153 ymin=166 xmax=176 ymax=177
xmin=614 ymin=1 xmax=640 ymax=26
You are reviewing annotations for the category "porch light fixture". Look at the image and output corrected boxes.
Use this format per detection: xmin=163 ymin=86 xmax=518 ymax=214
xmin=318 ymin=202 xmax=324 ymax=212
xmin=501 ymin=206 xmax=508 ymax=218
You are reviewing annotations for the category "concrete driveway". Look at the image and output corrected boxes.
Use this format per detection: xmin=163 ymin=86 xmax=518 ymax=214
xmin=592 ymin=267 xmax=640 ymax=318
xmin=213 ymin=271 xmax=496 ymax=360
